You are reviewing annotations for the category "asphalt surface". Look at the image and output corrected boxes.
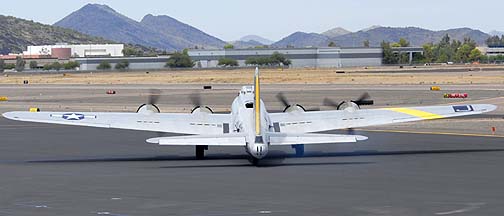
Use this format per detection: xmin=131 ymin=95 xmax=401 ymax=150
xmin=1 ymin=117 xmax=504 ymax=216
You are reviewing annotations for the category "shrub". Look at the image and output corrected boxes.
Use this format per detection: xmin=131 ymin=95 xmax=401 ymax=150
xmin=97 ymin=61 xmax=112 ymax=70
xmin=63 ymin=61 xmax=80 ymax=70
xmin=165 ymin=52 xmax=194 ymax=68
xmin=218 ymin=58 xmax=238 ymax=67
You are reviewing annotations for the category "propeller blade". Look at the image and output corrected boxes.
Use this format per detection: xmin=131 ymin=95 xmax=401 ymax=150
xmin=352 ymin=92 xmax=374 ymax=106
xmin=189 ymin=93 xmax=202 ymax=107
xmin=356 ymin=92 xmax=370 ymax=102
xmin=323 ymin=98 xmax=340 ymax=108
xmin=276 ymin=92 xmax=290 ymax=107
xmin=148 ymin=89 xmax=162 ymax=105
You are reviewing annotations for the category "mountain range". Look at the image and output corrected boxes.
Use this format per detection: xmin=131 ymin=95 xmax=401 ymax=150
xmin=54 ymin=4 xmax=226 ymax=51
xmin=273 ymin=27 xmax=492 ymax=48
xmin=0 ymin=3 xmax=502 ymax=55
xmin=0 ymin=14 xmax=114 ymax=54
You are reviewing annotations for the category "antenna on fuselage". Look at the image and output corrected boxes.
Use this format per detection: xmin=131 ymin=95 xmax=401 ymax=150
xmin=254 ymin=67 xmax=261 ymax=136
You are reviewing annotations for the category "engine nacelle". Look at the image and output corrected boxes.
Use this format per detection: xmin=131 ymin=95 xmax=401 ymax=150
xmin=337 ymin=101 xmax=360 ymax=112
xmin=137 ymin=104 xmax=160 ymax=114
xmin=191 ymin=106 xmax=214 ymax=114
xmin=283 ymin=104 xmax=306 ymax=113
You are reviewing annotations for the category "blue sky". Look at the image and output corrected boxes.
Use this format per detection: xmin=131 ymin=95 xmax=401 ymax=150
xmin=0 ymin=0 xmax=502 ymax=41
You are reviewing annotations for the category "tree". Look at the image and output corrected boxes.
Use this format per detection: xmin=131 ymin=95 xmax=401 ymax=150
xmin=381 ymin=41 xmax=398 ymax=64
xmin=0 ymin=59 xmax=5 ymax=72
xmin=63 ymin=61 xmax=80 ymax=70
xmin=29 ymin=61 xmax=38 ymax=69
xmin=165 ymin=52 xmax=194 ymax=68
xmin=486 ymin=35 xmax=504 ymax=47
xmin=270 ymin=52 xmax=291 ymax=66
xmin=218 ymin=58 xmax=238 ymax=67
xmin=224 ymin=44 xmax=234 ymax=49
xmin=46 ymin=62 xmax=62 ymax=71
xmin=469 ymin=48 xmax=482 ymax=62
xmin=398 ymin=38 xmax=410 ymax=47
xmin=455 ymin=44 xmax=473 ymax=63
xmin=15 ymin=56 xmax=25 ymax=72
xmin=328 ymin=41 xmax=337 ymax=47
xmin=422 ymin=43 xmax=434 ymax=63
xmin=115 ymin=60 xmax=130 ymax=70
xmin=122 ymin=47 xmax=143 ymax=56
xmin=437 ymin=52 xmax=449 ymax=63
xmin=363 ymin=40 xmax=370 ymax=48
xmin=97 ymin=61 xmax=112 ymax=70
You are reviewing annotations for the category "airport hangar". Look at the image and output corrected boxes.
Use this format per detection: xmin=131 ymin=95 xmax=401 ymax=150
xmin=75 ymin=47 xmax=383 ymax=70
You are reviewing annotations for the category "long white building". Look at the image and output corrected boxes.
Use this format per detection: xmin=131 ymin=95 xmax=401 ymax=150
xmin=23 ymin=44 xmax=124 ymax=58
xmin=188 ymin=47 xmax=382 ymax=68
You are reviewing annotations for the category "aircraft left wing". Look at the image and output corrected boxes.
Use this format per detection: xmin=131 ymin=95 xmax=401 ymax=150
xmin=2 ymin=111 xmax=232 ymax=135
xmin=269 ymin=104 xmax=497 ymax=133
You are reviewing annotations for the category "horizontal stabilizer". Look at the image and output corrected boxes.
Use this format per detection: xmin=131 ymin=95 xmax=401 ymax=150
xmin=268 ymin=132 xmax=367 ymax=145
xmin=146 ymin=134 xmax=247 ymax=146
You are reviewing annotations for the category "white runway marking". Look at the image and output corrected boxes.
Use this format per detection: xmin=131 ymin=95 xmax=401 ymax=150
xmin=435 ymin=203 xmax=485 ymax=215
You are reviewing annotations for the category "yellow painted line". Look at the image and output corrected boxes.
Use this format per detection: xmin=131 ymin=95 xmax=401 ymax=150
xmin=354 ymin=128 xmax=504 ymax=138
xmin=383 ymin=108 xmax=444 ymax=120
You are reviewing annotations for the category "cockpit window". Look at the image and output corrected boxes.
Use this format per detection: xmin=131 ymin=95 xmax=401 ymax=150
xmin=245 ymin=103 xmax=254 ymax=109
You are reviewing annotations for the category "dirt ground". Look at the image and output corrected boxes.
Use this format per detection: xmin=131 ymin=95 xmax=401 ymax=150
xmin=1 ymin=66 xmax=504 ymax=85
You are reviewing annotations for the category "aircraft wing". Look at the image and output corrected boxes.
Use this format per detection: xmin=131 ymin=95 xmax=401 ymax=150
xmin=146 ymin=133 xmax=247 ymax=146
xmin=268 ymin=132 xmax=368 ymax=145
xmin=2 ymin=111 xmax=232 ymax=135
xmin=268 ymin=104 xmax=497 ymax=133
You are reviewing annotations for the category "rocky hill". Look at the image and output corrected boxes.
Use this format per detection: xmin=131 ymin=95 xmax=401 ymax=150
xmin=55 ymin=4 xmax=226 ymax=51
xmin=321 ymin=27 xmax=351 ymax=38
xmin=0 ymin=15 xmax=114 ymax=54
xmin=272 ymin=32 xmax=330 ymax=48
xmin=272 ymin=27 xmax=491 ymax=48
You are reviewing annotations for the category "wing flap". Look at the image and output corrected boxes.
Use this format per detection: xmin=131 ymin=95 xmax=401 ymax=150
xmin=146 ymin=134 xmax=247 ymax=146
xmin=268 ymin=132 xmax=368 ymax=145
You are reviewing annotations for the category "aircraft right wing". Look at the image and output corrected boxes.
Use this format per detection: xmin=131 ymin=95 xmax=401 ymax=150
xmin=269 ymin=104 xmax=497 ymax=134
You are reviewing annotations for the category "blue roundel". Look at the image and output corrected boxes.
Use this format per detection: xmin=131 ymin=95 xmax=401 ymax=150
xmin=62 ymin=113 xmax=85 ymax=120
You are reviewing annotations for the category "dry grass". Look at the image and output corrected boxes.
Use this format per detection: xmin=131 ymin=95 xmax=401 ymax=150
xmin=1 ymin=67 xmax=504 ymax=85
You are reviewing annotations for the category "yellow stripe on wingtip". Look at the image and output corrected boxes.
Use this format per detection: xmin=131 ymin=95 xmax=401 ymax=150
xmin=383 ymin=108 xmax=444 ymax=120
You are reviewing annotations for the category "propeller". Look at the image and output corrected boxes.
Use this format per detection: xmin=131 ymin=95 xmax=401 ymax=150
xmin=323 ymin=92 xmax=374 ymax=109
xmin=276 ymin=92 xmax=290 ymax=107
xmin=275 ymin=92 xmax=319 ymax=112
xmin=322 ymin=98 xmax=341 ymax=108
xmin=352 ymin=92 xmax=374 ymax=106
xmin=148 ymin=89 xmax=162 ymax=105
xmin=189 ymin=93 xmax=202 ymax=107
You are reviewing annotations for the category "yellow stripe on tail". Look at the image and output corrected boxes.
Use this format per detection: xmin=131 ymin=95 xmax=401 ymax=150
xmin=254 ymin=67 xmax=261 ymax=135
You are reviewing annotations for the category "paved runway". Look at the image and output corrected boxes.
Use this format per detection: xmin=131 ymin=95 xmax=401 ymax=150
xmin=1 ymin=117 xmax=503 ymax=216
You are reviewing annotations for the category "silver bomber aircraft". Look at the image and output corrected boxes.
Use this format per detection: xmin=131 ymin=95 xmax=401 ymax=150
xmin=2 ymin=68 xmax=497 ymax=165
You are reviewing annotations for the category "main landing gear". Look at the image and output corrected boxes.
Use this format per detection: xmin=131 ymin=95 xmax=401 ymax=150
xmin=195 ymin=145 xmax=208 ymax=159
xmin=292 ymin=144 xmax=305 ymax=157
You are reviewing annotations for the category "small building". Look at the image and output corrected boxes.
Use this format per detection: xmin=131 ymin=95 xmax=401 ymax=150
xmin=188 ymin=47 xmax=383 ymax=68
xmin=478 ymin=47 xmax=504 ymax=56
xmin=23 ymin=44 xmax=124 ymax=58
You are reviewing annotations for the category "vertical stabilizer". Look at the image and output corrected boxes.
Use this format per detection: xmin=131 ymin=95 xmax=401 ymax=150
xmin=254 ymin=67 xmax=261 ymax=135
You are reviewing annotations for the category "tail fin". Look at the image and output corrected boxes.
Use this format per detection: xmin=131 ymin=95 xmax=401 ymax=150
xmin=254 ymin=67 xmax=261 ymax=135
